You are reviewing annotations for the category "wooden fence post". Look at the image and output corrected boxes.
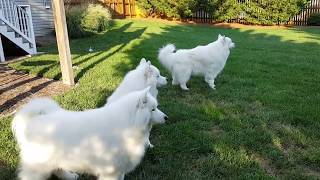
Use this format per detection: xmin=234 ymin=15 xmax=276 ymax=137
xmin=52 ymin=0 xmax=74 ymax=85
xmin=122 ymin=0 xmax=125 ymax=18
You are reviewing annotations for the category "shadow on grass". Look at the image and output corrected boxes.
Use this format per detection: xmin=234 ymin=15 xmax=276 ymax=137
xmin=115 ymin=23 xmax=320 ymax=179
xmin=3 ymin=21 xmax=320 ymax=179
xmin=11 ymin=22 xmax=146 ymax=82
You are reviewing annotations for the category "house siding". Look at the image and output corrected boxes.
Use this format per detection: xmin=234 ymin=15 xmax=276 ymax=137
xmin=14 ymin=0 xmax=54 ymax=37
xmin=14 ymin=0 xmax=28 ymax=4
xmin=27 ymin=0 xmax=54 ymax=37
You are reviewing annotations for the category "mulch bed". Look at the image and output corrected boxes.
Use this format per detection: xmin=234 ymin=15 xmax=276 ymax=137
xmin=0 ymin=63 xmax=72 ymax=117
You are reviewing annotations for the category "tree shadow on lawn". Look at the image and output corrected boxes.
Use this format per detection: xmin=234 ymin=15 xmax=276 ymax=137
xmin=2 ymin=22 xmax=320 ymax=179
xmin=11 ymin=22 xmax=147 ymax=82
xmin=290 ymin=26 xmax=320 ymax=41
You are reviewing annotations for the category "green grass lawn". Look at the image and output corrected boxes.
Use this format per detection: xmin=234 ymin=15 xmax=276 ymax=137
xmin=1 ymin=19 xmax=320 ymax=179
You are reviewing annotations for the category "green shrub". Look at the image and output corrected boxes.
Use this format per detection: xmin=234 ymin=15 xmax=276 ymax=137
xmin=308 ymin=13 xmax=320 ymax=26
xmin=82 ymin=4 xmax=112 ymax=32
xmin=213 ymin=0 xmax=241 ymax=22
xmin=66 ymin=5 xmax=88 ymax=39
xmin=214 ymin=0 xmax=311 ymax=25
xmin=136 ymin=0 xmax=198 ymax=18
xmin=137 ymin=0 xmax=311 ymax=25
xmin=65 ymin=4 xmax=112 ymax=39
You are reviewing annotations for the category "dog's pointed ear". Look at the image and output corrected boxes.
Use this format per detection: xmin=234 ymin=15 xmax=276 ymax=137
xmin=135 ymin=87 xmax=152 ymax=127
xmin=218 ymin=35 xmax=226 ymax=45
xmin=142 ymin=86 xmax=151 ymax=103
xmin=144 ymin=62 xmax=153 ymax=79
xmin=140 ymin=58 xmax=147 ymax=65
xmin=138 ymin=87 xmax=151 ymax=108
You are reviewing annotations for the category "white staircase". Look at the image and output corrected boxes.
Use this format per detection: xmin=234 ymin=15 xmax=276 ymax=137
xmin=0 ymin=0 xmax=37 ymax=62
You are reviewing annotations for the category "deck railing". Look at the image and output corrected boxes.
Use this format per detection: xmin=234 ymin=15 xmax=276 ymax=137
xmin=0 ymin=0 xmax=35 ymax=43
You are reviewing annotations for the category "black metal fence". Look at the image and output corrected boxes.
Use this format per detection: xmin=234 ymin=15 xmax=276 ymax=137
xmin=189 ymin=0 xmax=320 ymax=26
xmin=292 ymin=0 xmax=320 ymax=25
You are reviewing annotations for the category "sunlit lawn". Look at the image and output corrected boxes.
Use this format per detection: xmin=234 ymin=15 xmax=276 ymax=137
xmin=1 ymin=19 xmax=320 ymax=179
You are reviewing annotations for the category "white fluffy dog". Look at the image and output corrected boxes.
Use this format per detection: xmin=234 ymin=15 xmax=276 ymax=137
xmin=12 ymin=87 xmax=167 ymax=180
xmin=107 ymin=58 xmax=167 ymax=103
xmin=107 ymin=58 xmax=167 ymax=148
xmin=158 ymin=34 xmax=235 ymax=90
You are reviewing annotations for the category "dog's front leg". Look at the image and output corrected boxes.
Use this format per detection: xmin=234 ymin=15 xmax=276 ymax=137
xmin=208 ymin=80 xmax=216 ymax=90
xmin=209 ymin=80 xmax=216 ymax=89
xmin=205 ymin=75 xmax=216 ymax=90
xmin=53 ymin=169 xmax=79 ymax=180
xmin=98 ymin=172 xmax=125 ymax=180
xmin=119 ymin=173 xmax=125 ymax=180
xmin=172 ymin=75 xmax=179 ymax=85
xmin=146 ymin=138 xmax=154 ymax=148
xmin=98 ymin=175 xmax=121 ymax=180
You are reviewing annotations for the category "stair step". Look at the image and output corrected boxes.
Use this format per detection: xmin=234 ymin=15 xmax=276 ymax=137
xmin=1 ymin=28 xmax=34 ymax=54
xmin=0 ymin=23 xmax=36 ymax=56
xmin=0 ymin=0 xmax=37 ymax=59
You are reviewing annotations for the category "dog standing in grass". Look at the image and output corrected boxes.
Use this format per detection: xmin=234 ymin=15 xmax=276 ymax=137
xmin=107 ymin=58 xmax=168 ymax=148
xmin=12 ymin=87 xmax=167 ymax=180
xmin=158 ymin=34 xmax=235 ymax=90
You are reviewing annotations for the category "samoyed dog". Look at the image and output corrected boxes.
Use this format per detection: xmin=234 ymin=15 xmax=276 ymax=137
xmin=12 ymin=87 xmax=167 ymax=180
xmin=107 ymin=58 xmax=167 ymax=103
xmin=107 ymin=58 xmax=167 ymax=148
xmin=158 ymin=34 xmax=235 ymax=90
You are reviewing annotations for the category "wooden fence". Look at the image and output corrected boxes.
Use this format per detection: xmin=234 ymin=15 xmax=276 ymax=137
xmin=101 ymin=0 xmax=136 ymax=18
xmin=94 ymin=0 xmax=320 ymax=26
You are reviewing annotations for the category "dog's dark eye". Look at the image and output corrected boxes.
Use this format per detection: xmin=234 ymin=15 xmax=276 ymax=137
xmin=152 ymin=108 xmax=156 ymax=111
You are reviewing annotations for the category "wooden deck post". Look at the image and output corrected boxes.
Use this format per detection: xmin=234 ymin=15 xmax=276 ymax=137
xmin=52 ymin=0 xmax=74 ymax=85
xmin=0 ymin=35 xmax=5 ymax=62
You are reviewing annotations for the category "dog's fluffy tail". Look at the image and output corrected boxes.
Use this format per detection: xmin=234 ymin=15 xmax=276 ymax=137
xmin=158 ymin=44 xmax=176 ymax=71
xmin=12 ymin=97 xmax=60 ymax=144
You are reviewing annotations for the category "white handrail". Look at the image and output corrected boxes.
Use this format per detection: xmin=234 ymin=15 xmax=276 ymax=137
xmin=0 ymin=0 xmax=34 ymax=44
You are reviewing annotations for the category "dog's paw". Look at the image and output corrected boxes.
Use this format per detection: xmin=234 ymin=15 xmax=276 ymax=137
xmin=72 ymin=173 xmax=79 ymax=180
xmin=149 ymin=143 xmax=155 ymax=148
xmin=180 ymin=84 xmax=189 ymax=90
xmin=172 ymin=79 xmax=179 ymax=85
xmin=65 ymin=172 xmax=79 ymax=180
xmin=209 ymin=84 xmax=216 ymax=90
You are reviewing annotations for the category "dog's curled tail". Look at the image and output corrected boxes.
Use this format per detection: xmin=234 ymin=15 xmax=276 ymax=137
xmin=12 ymin=97 xmax=61 ymax=143
xmin=158 ymin=44 xmax=176 ymax=70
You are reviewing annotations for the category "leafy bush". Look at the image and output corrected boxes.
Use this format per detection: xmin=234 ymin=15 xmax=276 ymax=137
xmin=82 ymin=4 xmax=112 ymax=32
xmin=137 ymin=0 xmax=311 ymax=25
xmin=213 ymin=0 xmax=241 ymax=22
xmin=243 ymin=0 xmax=310 ymax=25
xmin=65 ymin=4 xmax=112 ymax=39
xmin=136 ymin=0 xmax=198 ymax=18
xmin=308 ymin=13 xmax=320 ymax=26
xmin=66 ymin=5 xmax=88 ymax=39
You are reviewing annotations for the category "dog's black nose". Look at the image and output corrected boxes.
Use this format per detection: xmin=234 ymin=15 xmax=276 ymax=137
xmin=164 ymin=116 xmax=168 ymax=120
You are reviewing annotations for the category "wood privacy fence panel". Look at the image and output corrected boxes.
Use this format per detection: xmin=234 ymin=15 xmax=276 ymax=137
xmin=101 ymin=0 xmax=136 ymax=18
xmin=292 ymin=0 xmax=320 ymax=25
